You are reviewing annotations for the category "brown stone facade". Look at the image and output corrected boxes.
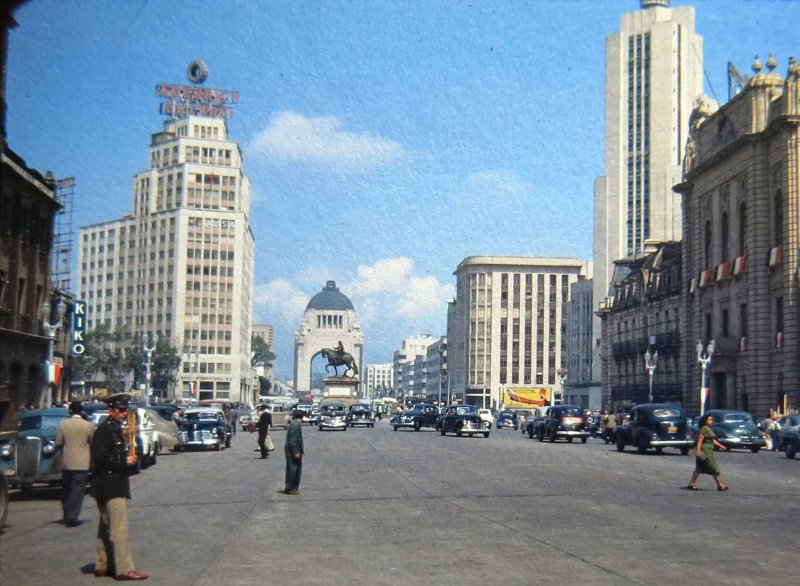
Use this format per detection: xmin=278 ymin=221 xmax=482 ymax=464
xmin=675 ymin=57 xmax=800 ymax=416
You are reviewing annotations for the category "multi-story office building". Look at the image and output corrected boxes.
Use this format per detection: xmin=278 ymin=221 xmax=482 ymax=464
xmin=675 ymin=55 xmax=800 ymax=416
xmin=425 ymin=337 xmax=448 ymax=405
xmin=252 ymin=323 xmax=274 ymax=390
xmin=364 ymin=363 xmax=393 ymax=400
xmin=392 ymin=334 xmax=435 ymax=400
xmin=448 ymin=256 xmax=591 ymax=409
xmin=78 ymin=115 xmax=255 ymax=403
xmin=563 ymin=275 xmax=600 ymax=409
xmin=591 ymin=0 xmax=704 ymax=386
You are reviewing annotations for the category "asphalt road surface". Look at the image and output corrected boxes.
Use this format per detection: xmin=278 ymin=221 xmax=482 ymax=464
xmin=1 ymin=420 xmax=797 ymax=585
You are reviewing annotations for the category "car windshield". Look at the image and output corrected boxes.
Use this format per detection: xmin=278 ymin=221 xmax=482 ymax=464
xmin=19 ymin=415 xmax=68 ymax=431
xmin=652 ymin=409 xmax=682 ymax=418
xmin=323 ymin=405 xmax=345 ymax=413
xmin=721 ymin=413 xmax=752 ymax=423
xmin=456 ymin=406 xmax=475 ymax=415
xmin=559 ymin=408 xmax=583 ymax=417
xmin=185 ymin=412 xmax=221 ymax=422
xmin=351 ymin=405 xmax=370 ymax=412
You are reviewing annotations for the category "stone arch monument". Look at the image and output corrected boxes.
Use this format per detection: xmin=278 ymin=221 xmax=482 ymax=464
xmin=293 ymin=281 xmax=364 ymax=398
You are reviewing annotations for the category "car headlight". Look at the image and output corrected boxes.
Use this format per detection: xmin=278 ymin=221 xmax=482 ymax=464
xmin=42 ymin=441 xmax=57 ymax=456
xmin=1 ymin=443 xmax=13 ymax=460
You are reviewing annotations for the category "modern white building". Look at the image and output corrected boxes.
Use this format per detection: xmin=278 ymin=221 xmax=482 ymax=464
xmin=78 ymin=114 xmax=256 ymax=403
xmin=425 ymin=337 xmax=448 ymax=405
xmin=448 ymin=256 xmax=591 ymax=410
xmin=392 ymin=334 xmax=436 ymax=400
xmin=591 ymin=0 xmax=704 ymax=384
xmin=364 ymin=363 xmax=393 ymax=400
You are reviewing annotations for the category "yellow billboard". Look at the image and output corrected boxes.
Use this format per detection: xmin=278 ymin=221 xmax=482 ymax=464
xmin=503 ymin=388 xmax=551 ymax=408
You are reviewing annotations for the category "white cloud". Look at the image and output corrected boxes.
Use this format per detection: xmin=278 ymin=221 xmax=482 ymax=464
xmin=253 ymin=258 xmax=455 ymax=371
xmin=248 ymin=111 xmax=405 ymax=171
xmin=467 ymin=169 xmax=530 ymax=198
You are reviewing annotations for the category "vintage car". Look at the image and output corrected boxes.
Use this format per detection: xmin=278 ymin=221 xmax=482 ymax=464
xmin=318 ymin=402 xmax=347 ymax=431
xmin=143 ymin=407 xmax=182 ymax=452
xmin=777 ymin=415 xmax=800 ymax=451
xmin=179 ymin=408 xmax=231 ymax=450
xmin=495 ymin=410 xmax=519 ymax=430
xmin=7 ymin=408 xmax=69 ymax=492
xmin=532 ymin=405 xmax=590 ymax=443
xmin=392 ymin=402 xmax=440 ymax=431
xmin=291 ymin=403 xmax=314 ymax=424
xmin=438 ymin=404 xmax=490 ymax=438
xmin=783 ymin=431 xmax=800 ymax=459
xmin=478 ymin=408 xmax=495 ymax=428
xmin=696 ymin=409 xmax=766 ymax=452
xmin=346 ymin=403 xmax=375 ymax=427
xmin=615 ymin=403 xmax=694 ymax=455
xmin=524 ymin=406 xmax=550 ymax=438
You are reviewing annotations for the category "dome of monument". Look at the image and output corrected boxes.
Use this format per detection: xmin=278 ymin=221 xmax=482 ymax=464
xmin=306 ymin=280 xmax=355 ymax=311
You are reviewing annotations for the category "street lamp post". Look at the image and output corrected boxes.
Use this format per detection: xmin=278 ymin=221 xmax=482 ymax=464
xmin=696 ymin=340 xmax=715 ymax=414
xmin=41 ymin=298 xmax=66 ymax=408
xmin=643 ymin=349 xmax=658 ymax=404
xmin=142 ymin=333 xmax=158 ymax=407
xmin=557 ymin=368 xmax=567 ymax=406
xmin=185 ymin=351 xmax=198 ymax=401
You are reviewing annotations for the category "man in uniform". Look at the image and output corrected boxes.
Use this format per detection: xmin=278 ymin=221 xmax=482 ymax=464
xmin=55 ymin=401 xmax=95 ymax=527
xmin=90 ymin=393 xmax=148 ymax=581
xmin=284 ymin=410 xmax=305 ymax=494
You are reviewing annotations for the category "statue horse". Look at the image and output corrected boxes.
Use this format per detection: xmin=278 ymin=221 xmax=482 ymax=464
xmin=321 ymin=348 xmax=359 ymax=377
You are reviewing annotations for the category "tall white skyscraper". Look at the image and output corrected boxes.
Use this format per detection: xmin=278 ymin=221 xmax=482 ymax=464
xmin=591 ymin=0 xmax=703 ymax=378
xmin=78 ymin=114 xmax=255 ymax=403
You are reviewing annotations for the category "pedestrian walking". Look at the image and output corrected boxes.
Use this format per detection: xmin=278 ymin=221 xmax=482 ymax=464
xmin=602 ymin=410 xmax=617 ymax=443
xmin=687 ymin=412 xmax=729 ymax=492
xmin=257 ymin=406 xmax=273 ymax=459
xmin=768 ymin=416 xmax=782 ymax=451
xmin=90 ymin=393 xmax=148 ymax=581
xmin=55 ymin=401 xmax=95 ymax=527
xmin=284 ymin=410 xmax=304 ymax=495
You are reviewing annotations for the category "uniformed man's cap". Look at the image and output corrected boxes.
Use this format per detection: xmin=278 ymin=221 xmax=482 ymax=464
xmin=103 ymin=393 xmax=132 ymax=409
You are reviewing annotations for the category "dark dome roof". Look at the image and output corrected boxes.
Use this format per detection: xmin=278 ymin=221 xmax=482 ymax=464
xmin=306 ymin=281 xmax=354 ymax=311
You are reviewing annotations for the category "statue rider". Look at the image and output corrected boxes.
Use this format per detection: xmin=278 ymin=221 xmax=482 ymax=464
xmin=334 ymin=341 xmax=345 ymax=358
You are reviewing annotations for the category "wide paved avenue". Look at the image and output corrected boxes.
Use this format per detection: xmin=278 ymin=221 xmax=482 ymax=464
xmin=1 ymin=419 xmax=796 ymax=585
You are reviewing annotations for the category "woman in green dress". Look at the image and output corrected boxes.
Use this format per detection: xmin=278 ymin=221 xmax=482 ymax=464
xmin=687 ymin=413 xmax=729 ymax=491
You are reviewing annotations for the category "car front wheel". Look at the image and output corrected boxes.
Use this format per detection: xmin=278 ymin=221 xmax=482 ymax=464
xmin=786 ymin=445 xmax=796 ymax=459
xmin=414 ymin=420 xmax=421 ymax=432
xmin=483 ymin=432 xmax=490 ymax=438
xmin=616 ymin=439 xmax=625 ymax=452
xmin=581 ymin=437 xmax=588 ymax=444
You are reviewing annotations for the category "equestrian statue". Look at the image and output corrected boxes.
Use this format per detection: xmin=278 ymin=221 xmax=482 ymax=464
xmin=321 ymin=341 xmax=359 ymax=377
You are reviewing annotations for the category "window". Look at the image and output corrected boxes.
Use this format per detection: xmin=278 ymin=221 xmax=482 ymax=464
xmin=704 ymin=220 xmax=712 ymax=266
xmin=738 ymin=202 xmax=746 ymax=256
xmin=721 ymin=212 xmax=729 ymax=260
xmin=774 ymin=190 xmax=783 ymax=246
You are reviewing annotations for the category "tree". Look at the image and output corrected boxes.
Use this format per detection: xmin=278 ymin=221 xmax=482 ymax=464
xmin=125 ymin=337 xmax=181 ymax=393
xmin=251 ymin=335 xmax=275 ymax=369
xmin=71 ymin=325 xmax=133 ymax=393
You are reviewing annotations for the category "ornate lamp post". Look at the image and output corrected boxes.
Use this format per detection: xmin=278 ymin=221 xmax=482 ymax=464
xmin=185 ymin=351 xmax=198 ymax=401
xmin=41 ymin=297 xmax=66 ymax=408
xmin=142 ymin=333 xmax=158 ymax=406
xmin=643 ymin=348 xmax=658 ymax=404
xmin=696 ymin=340 xmax=715 ymax=414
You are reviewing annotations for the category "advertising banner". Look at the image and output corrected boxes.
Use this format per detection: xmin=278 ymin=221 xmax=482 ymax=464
xmin=503 ymin=388 xmax=551 ymax=408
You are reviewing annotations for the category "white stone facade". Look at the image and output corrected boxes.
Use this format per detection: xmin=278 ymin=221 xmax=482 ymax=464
xmin=78 ymin=115 xmax=255 ymax=403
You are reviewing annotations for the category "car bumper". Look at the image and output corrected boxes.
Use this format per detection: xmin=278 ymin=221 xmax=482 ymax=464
xmin=720 ymin=437 xmax=766 ymax=449
xmin=555 ymin=430 xmax=590 ymax=438
xmin=319 ymin=421 xmax=347 ymax=429
xmin=649 ymin=438 xmax=695 ymax=447
xmin=349 ymin=420 xmax=374 ymax=426
xmin=497 ymin=422 xmax=517 ymax=429
xmin=183 ymin=439 xmax=220 ymax=449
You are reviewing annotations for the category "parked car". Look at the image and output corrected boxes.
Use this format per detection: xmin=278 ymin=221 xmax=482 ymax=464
xmin=696 ymin=409 xmax=766 ymax=453
xmin=6 ymin=408 xmax=69 ymax=492
xmin=438 ymin=405 xmax=490 ymax=438
xmin=318 ymin=403 xmax=347 ymax=431
xmin=346 ymin=404 xmax=375 ymax=427
xmin=179 ymin=408 xmax=231 ymax=450
xmin=291 ymin=403 xmax=314 ymax=424
xmin=532 ymin=405 xmax=590 ymax=443
xmin=496 ymin=410 xmax=519 ymax=430
xmin=391 ymin=402 xmax=440 ymax=431
xmin=615 ymin=404 xmax=694 ymax=455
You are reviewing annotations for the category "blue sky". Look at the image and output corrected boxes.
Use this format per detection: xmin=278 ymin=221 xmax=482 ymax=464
xmin=6 ymin=0 xmax=798 ymax=377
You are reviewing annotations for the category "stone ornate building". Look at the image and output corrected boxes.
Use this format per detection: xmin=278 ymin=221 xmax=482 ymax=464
xmin=293 ymin=281 xmax=363 ymax=394
xmin=675 ymin=55 xmax=800 ymax=416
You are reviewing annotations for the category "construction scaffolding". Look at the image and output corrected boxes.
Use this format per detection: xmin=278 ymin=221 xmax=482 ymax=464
xmin=52 ymin=177 xmax=75 ymax=294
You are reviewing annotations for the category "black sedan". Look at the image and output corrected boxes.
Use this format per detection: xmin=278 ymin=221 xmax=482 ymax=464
xmin=495 ymin=411 xmax=519 ymax=430
xmin=697 ymin=409 xmax=766 ymax=452
xmin=438 ymin=405 xmax=490 ymax=438
xmin=346 ymin=404 xmax=375 ymax=428
xmin=615 ymin=404 xmax=693 ymax=455
xmin=532 ymin=405 xmax=590 ymax=443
